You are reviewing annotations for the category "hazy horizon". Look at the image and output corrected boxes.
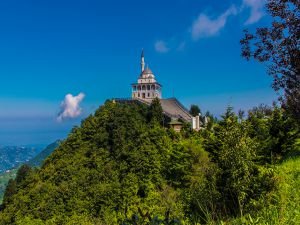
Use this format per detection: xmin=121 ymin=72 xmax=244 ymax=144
xmin=0 ymin=0 xmax=277 ymax=145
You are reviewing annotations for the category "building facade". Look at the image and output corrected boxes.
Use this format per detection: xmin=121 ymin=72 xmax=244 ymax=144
xmin=127 ymin=50 xmax=201 ymax=131
xmin=131 ymin=50 xmax=162 ymax=101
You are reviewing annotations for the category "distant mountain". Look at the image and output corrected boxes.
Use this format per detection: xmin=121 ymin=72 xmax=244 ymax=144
xmin=0 ymin=146 xmax=42 ymax=173
xmin=28 ymin=140 xmax=61 ymax=167
xmin=0 ymin=140 xmax=60 ymax=202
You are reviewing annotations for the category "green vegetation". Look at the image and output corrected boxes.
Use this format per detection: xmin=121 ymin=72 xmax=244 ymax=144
xmin=0 ymin=169 xmax=17 ymax=203
xmin=0 ymin=99 xmax=298 ymax=224
xmin=0 ymin=0 xmax=297 ymax=223
xmin=0 ymin=141 xmax=60 ymax=202
xmin=229 ymin=157 xmax=300 ymax=225
xmin=28 ymin=141 xmax=61 ymax=167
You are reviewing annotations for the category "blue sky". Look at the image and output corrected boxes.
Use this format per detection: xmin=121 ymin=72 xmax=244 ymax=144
xmin=0 ymin=0 xmax=276 ymax=145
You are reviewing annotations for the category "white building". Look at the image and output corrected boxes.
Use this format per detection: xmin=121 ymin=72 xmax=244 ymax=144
xmin=131 ymin=50 xmax=162 ymax=101
xmin=128 ymin=50 xmax=201 ymax=131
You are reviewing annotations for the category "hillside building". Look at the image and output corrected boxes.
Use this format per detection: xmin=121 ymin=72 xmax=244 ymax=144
xmin=131 ymin=50 xmax=162 ymax=100
xmin=117 ymin=50 xmax=201 ymax=131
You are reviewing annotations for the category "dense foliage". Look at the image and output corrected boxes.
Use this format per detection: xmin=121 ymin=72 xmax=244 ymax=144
xmin=0 ymin=100 xmax=298 ymax=224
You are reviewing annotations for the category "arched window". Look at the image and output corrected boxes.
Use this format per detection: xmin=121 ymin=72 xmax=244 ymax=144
xmin=138 ymin=86 xmax=141 ymax=91
xmin=147 ymin=85 xmax=150 ymax=90
xmin=142 ymin=85 xmax=146 ymax=90
xmin=151 ymin=85 xmax=155 ymax=90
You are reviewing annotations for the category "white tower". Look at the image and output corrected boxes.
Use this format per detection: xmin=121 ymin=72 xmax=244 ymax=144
xmin=132 ymin=50 xmax=162 ymax=101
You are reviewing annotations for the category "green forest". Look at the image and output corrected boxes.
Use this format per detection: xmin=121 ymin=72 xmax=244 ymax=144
xmin=0 ymin=0 xmax=299 ymax=224
xmin=0 ymin=99 xmax=299 ymax=224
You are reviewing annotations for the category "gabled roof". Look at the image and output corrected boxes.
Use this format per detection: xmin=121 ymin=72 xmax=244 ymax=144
xmin=160 ymin=98 xmax=192 ymax=122
xmin=135 ymin=98 xmax=192 ymax=122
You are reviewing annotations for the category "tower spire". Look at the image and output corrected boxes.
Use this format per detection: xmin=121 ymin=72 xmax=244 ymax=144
xmin=141 ymin=49 xmax=145 ymax=72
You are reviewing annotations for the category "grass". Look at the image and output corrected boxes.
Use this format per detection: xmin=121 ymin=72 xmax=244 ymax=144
xmin=228 ymin=156 xmax=300 ymax=225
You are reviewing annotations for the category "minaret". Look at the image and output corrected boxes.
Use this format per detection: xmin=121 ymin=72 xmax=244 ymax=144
xmin=132 ymin=51 xmax=162 ymax=100
xmin=141 ymin=49 xmax=145 ymax=72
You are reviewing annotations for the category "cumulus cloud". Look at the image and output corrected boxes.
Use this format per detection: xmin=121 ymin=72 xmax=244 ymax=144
xmin=243 ymin=0 xmax=265 ymax=25
xmin=191 ymin=5 xmax=238 ymax=40
xmin=57 ymin=93 xmax=85 ymax=122
xmin=154 ymin=40 xmax=170 ymax=53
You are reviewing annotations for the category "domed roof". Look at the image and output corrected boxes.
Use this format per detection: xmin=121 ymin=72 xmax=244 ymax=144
xmin=140 ymin=67 xmax=155 ymax=79
xmin=142 ymin=67 xmax=153 ymax=74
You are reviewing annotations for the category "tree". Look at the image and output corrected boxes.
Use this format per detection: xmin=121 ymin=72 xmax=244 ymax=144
xmin=147 ymin=97 xmax=164 ymax=124
xmin=241 ymin=0 xmax=300 ymax=124
xmin=2 ymin=179 xmax=17 ymax=207
xmin=189 ymin=105 xmax=201 ymax=117
xmin=216 ymin=113 xmax=258 ymax=217
xmin=15 ymin=164 xmax=32 ymax=185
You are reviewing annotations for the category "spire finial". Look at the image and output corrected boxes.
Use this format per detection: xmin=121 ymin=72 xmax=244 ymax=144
xmin=141 ymin=48 xmax=144 ymax=58
xmin=141 ymin=49 xmax=145 ymax=72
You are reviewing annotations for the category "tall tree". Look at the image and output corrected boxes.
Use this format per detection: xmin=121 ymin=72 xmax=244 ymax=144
xmin=241 ymin=0 xmax=300 ymax=124
xmin=189 ymin=105 xmax=201 ymax=117
xmin=15 ymin=164 xmax=32 ymax=185
xmin=216 ymin=112 xmax=257 ymax=216
xmin=148 ymin=97 xmax=164 ymax=125
xmin=2 ymin=179 xmax=17 ymax=207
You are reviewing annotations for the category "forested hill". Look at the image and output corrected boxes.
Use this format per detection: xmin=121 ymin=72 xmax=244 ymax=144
xmin=0 ymin=100 xmax=299 ymax=224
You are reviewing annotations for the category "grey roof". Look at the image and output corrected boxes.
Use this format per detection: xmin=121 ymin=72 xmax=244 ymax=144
xmin=160 ymin=98 xmax=192 ymax=122
xmin=142 ymin=67 xmax=153 ymax=74
xmin=135 ymin=98 xmax=192 ymax=122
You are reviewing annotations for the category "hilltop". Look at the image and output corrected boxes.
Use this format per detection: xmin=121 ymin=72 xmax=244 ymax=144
xmin=0 ymin=100 xmax=299 ymax=224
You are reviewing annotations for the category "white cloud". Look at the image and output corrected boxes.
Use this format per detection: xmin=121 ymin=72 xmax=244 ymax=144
xmin=154 ymin=40 xmax=170 ymax=53
xmin=243 ymin=0 xmax=265 ymax=25
xmin=191 ymin=5 xmax=238 ymax=40
xmin=154 ymin=1 xmax=265 ymax=52
xmin=57 ymin=93 xmax=85 ymax=122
